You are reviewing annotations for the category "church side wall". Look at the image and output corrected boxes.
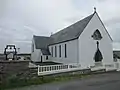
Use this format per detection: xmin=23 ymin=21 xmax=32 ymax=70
xmin=48 ymin=39 xmax=79 ymax=64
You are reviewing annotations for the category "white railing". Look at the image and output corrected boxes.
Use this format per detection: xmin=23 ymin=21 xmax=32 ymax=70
xmin=91 ymin=65 xmax=105 ymax=71
xmin=105 ymin=64 xmax=116 ymax=71
xmin=114 ymin=62 xmax=120 ymax=71
xmin=38 ymin=63 xmax=81 ymax=75
xmin=91 ymin=62 xmax=105 ymax=71
xmin=37 ymin=62 xmax=120 ymax=76
xmin=91 ymin=62 xmax=118 ymax=71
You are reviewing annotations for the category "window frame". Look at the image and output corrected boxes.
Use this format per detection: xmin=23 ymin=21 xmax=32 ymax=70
xmin=59 ymin=45 xmax=61 ymax=57
xmin=41 ymin=56 xmax=42 ymax=62
xmin=92 ymin=29 xmax=102 ymax=40
xmin=51 ymin=47 xmax=53 ymax=57
xmin=46 ymin=56 xmax=48 ymax=60
xmin=55 ymin=46 xmax=57 ymax=57
xmin=32 ymin=43 xmax=34 ymax=52
xmin=65 ymin=44 xmax=67 ymax=58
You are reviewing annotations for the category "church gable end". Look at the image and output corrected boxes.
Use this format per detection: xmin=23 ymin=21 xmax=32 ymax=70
xmin=94 ymin=12 xmax=112 ymax=41
xmin=78 ymin=12 xmax=112 ymax=41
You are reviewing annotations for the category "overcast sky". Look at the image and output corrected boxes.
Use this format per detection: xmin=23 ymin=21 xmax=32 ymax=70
xmin=0 ymin=0 xmax=120 ymax=53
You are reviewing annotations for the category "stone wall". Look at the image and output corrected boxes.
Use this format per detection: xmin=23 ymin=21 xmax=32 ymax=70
xmin=0 ymin=60 xmax=30 ymax=85
xmin=0 ymin=60 xmax=29 ymax=74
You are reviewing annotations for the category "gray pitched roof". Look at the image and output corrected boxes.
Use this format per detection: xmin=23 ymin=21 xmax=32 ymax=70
xmin=33 ymin=13 xmax=95 ymax=49
xmin=33 ymin=35 xmax=52 ymax=49
xmin=50 ymin=13 xmax=94 ymax=44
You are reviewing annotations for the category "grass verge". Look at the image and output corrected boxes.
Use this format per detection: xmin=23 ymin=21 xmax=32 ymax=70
xmin=0 ymin=74 xmax=91 ymax=90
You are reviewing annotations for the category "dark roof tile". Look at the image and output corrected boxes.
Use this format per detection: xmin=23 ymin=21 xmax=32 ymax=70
xmin=33 ymin=36 xmax=53 ymax=49
xmin=50 ymin=13 xmax=94 ymax=44
xmin=33 ymin=13 xmax=95 ymax=48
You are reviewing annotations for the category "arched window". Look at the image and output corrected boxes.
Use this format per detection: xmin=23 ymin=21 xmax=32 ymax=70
xmin=92 ymin=29 xmax=102 ymax=40
xmin=94 ymin=41 xmax=103 ymax=62
xmin=94 ymin=48 xmax=103 ymax=62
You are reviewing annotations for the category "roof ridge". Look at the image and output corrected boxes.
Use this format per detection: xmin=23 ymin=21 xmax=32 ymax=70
xmin=49 ymin=12 xmax=95 ymax=45
xmin=51 ymin=12 xmax=95 ymax=37
xmin=33 ymin=35 xmax=50 ymax=38
xmin=33 ymin=35 xmax=52 ymax=49
xmin=34 ymin=12 xmax=96 ymax=46
xmin=76 ymin=12 xmax=95 ymax=37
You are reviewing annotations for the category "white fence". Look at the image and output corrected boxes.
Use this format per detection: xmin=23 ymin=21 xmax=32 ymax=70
xmin=91 ymin=62 xmax=120 ymax=71
xmin=105 ymin=64 xmax=116 ymax=71
xmin=37 ymin=62 xmax=120 ymax=76
xmin=38 ymin=63 xmax=81 ymax=76
xmin=114 ymin=62 xmax=120 ymax=71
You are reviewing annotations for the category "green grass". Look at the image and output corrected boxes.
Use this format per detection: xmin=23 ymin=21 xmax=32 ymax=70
xmin=0 ymin=74 xmax=91 ymax=90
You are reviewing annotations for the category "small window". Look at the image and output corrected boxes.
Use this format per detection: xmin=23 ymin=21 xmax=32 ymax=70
xmin=55 ymin=46 xmax=57 ymax=57
xmin=65 ymin=44 xmax=67 ymax=58
xmin=46 ymin=56 xmax=48 ymax=60
xmin=51 ymin=47 xmax=53 ymax=57
xmin=92 ymin=29 xmax=102 ymax=40
xmin=32 ymin=44 xmax=34 ymax=52
xmin=59 ymin=45 xmax=61 ymax=57
xmin=41 ymin=56 xmax=42 ymax=62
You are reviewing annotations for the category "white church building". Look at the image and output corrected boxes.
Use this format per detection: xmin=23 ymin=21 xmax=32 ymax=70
xmin=31 ymin=10 xmax=113 ymax=69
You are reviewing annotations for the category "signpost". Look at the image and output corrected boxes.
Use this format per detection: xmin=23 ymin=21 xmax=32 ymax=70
xmin=4 ymin=45 xmax=17 ymax=60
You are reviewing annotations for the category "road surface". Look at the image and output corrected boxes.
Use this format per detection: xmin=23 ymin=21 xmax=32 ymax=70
xmin=11 ymin=72 xmax=120 ymax=90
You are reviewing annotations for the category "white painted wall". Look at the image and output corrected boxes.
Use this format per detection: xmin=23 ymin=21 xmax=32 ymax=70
xmin=78 ymin=12 xmax=113 ymax=68
xmin=31 ymin=39 xmax=49 ymax=62
xmin=31 ymin=49 xmax=41 ymax=62
xmin=49 ymin=39 xmax=79 ymax=64
xmin=31 ymin=39 xmax=41 ymax=62
xmin=31 ymin=12 xmax=113 ymax=68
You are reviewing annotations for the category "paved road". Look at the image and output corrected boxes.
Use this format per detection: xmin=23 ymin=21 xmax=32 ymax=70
xmin=11 ymin=72 xmax=120 ymax=90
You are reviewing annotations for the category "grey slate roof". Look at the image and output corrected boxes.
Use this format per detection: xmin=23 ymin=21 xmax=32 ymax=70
xmin=33 ymin=35 xmax=52 ymax=49
xmin=50 ymin=13 xmax=94 ymax=44
xmin=33 ymin=13 xmax=95 ymax=49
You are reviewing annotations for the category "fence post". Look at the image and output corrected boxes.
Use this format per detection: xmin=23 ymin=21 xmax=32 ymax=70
xmin=68 ymin=64 xmax=69 ymax=69
xmin=37 ymin=65 xmax=39 ymax=76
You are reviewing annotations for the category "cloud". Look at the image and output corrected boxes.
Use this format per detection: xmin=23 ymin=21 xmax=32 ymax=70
xmin=0 ymin=0 xmax=120 ymax=53
xmin=0 ymin=0 xmax=82 ymax=53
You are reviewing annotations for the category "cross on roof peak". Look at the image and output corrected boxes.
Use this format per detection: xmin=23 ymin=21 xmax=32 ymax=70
xmin=94 ymin=7 xmax=96 ymax=12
